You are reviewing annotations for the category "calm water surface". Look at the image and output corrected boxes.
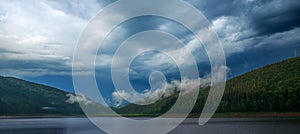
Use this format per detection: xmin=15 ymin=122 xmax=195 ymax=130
xmin=0 ymin=117 xmax=299 ymax=134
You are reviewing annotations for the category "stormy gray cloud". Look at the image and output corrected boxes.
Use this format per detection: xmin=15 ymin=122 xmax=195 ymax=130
xmin=0 ymin=0 xmax=299 ymax=94
xmin=246 ymin=0 xmax=300 ymax=36
xmin=190 ymin=0 xmax=300 ymax=37
xmin=188 ymin=0 xmax=300 ymax=61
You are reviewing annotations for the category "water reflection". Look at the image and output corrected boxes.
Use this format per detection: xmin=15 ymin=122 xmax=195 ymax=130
xmin=0 ymin=118 xmax=299 ymax=134
xmin=0 ymin=128 xmax=66 ymax=134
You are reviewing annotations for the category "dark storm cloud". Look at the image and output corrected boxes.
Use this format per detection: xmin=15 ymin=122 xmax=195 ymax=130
xmin=185 ymin=0 xmax=300 ymax=78
xmin=0 ymin=50 xmax=71 ymax=76
xmin=247 ymin=0 xmax=300 ymax=36
xmin=188 ymin=0 xmax=300 ymax=37
xmin=0 ymin=0 xmax=299 ymax=91
xmin=185 ymin=0 xmax=242 ymax=20
xmin=188 ymin=0 xmax=300 ymax=51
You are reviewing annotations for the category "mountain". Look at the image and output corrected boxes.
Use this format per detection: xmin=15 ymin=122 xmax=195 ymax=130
xmin=217 ymin=56 xmax=300 ymax=112
xmin=0 ymin=76 xmax=84 ymax=116
xmin=1 ymin=56 xmax=299 ymax=116
xmin=116 ymin=56 xmax=300 ymax=115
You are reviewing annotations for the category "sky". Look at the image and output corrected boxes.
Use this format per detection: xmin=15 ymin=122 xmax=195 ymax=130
xmin=0 ymin=0 xmax=299 ymax=106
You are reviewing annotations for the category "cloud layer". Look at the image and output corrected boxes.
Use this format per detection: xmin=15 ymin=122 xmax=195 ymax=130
xmin=112 ymin=65 xmax=229 ymax=107
xmin=0 ymin=0 xmax=299 ymax=102
xmin=1 ymin=0 xmax=299 ymax=76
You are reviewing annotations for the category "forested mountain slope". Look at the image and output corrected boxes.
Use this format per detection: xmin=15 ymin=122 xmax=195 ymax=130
xmin=116 ymin=56 xmax=300 ymax=115
xmin=0 ymin=76 xmax=83 ymax=115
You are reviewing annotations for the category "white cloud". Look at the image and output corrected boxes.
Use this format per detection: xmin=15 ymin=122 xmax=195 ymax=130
xmin=112 ymin=65 xmax=230 ymax=107
xmin=210 ymin=16 xmax=256 ymax=56
xmin=0 ymin=0 xmax=223 ymax=78
xmin=0 ymin=0 xmax=102 ymax=76
xmin=45 ymin=0 xmax=104 ymax=19
xmin=66 ymin=93 xmax=93 ymax=105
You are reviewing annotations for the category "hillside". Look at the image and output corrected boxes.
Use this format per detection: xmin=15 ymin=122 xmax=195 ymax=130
xmin=219 ymin=56 xmax=300 ymax=112
xmin=116 ymin=56 xmax=300 ymax=115
xmin=1 ymin=56 xmax=299 ymax=116
xmin=0 ymin=76 xmax=84 ymax=116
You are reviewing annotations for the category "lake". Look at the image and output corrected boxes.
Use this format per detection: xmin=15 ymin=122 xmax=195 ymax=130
xmin=0 ymin=117 xmax=299 ymax=134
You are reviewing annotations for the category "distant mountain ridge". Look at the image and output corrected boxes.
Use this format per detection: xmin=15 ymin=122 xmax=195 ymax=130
xmin=0 ymin=56 xmax=299 ymax=116
xmin=0 ymin=76 xmax=84 ymax=116
xmin=116 ymin=56 xmax=300 ymax=115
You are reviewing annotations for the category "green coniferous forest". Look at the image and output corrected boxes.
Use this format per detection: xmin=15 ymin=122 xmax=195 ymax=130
xmin=0 ymin=76 xmax=83 ymax=115
xmin=0 ymin=56 xmax=299 ymax=116
xmin=116 ymin=56 xmax=300 ymax=115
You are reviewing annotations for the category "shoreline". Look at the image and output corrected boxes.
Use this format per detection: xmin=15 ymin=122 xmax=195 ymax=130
xmin=1 ymin=112 xmax=300 ymax=119
xmin=212 ymin=112 xmax=300 ymax=118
